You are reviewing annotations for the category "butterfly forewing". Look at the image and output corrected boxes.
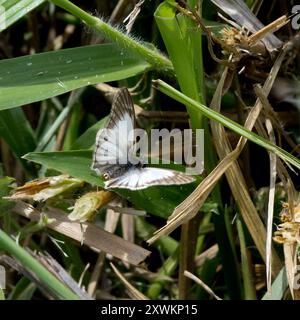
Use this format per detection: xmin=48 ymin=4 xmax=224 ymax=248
xmin=92 ymin=88 xmax=135 ymax=175
xmin=92 ymin=88 xmax=196 ymax=190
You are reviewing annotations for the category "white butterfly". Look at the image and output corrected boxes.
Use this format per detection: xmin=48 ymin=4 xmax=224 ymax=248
xmin=91 ymin=88 xmax=195 ymax=190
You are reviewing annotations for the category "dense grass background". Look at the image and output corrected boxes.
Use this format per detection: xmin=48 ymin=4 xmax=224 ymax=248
xmin=0 ymin=0 xmax=299 ymax=300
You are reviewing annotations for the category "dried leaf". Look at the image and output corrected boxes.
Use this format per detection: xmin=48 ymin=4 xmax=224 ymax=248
xmin=11 ymin=200 xmax=151 ymax=266
xmin=184 ymin=270 xmax=222 ymax=300
xmin=211 ymin=0 xmax=283 ymax=52
xmin=8 ymin=175 xmax=84 ymax=201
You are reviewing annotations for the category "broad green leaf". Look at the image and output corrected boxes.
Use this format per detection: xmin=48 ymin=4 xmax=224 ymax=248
xmin=71 ymin=117 xmax=108 ymax=150
xmin=23 ymin=150 xmax=199 ymax=218
xmin=0 ymin=108 xmax=36 ymax=170
xmin=0 ymin=44 xmax=150 ymax=110
xmin=0 ymin=0 xmax=45 ymax=31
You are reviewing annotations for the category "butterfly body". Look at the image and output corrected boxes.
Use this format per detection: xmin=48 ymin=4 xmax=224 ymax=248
xmin=102 ymin=162 xmax=143 ymax=181
xmin=91 ymin=88 xmax=196 ymax=190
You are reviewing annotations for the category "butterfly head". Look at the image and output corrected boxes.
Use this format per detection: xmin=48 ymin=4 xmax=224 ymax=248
xmin=102 ymin=172 xmax=111 ymax=181
xmin=102 ymin=164 xmax=133 ymax=182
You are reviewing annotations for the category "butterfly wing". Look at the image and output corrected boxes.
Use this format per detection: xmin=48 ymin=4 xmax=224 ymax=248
xmin=105 ymin=167 xmax=195 ymax=190
xmin=91 ymin=88 xmax=135 ymax=175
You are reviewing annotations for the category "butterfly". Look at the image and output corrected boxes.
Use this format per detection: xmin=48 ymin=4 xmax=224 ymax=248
xmin=91 ymin=88 xmax=196 ymax=190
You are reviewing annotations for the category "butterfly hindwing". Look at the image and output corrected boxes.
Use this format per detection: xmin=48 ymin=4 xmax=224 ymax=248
xmin=105 ymin=167 xmax=195 ymax=190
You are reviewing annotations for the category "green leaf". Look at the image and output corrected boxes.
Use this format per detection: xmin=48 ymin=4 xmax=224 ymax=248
xmin=23 ymin=150 xmax=199 ymax=218
xmin=8 ymin=277 xmax=34 ymax=300
xmin=262 ymin=267 xmax=288 ymax=300
xmin=155 ymin=1 xmax=204 ymax=128
xmin=0 ymin=0 xmax=45 ymax=31
xmin=0 ymin=44 xmax=150 ymax=110
xmin=0 ymin=288 xmax=4 ymax=300
xmin=71 ymin=117 xmax=108 ymax=150
xmin=50 ymin=0 xmax=173 ymax=73
xmin=0 ymin=228 xmax=79 ymax=299
xmin=0 ymin=176 xmax=15 ymax=214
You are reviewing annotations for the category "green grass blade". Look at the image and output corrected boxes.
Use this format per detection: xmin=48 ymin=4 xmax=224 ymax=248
xmin=153 ymin=80 xmax=300 ymax=170
xmin=155 ymin=1 xmax=204 ymax=128
xmin=0 ymin=0 xmax=45 ymax=31
xmin=35 ymin=89 xmax=84 ymax=151
xmin=0 ymin=288 xmax=4 ymax=300
xmin=236 ymin=217 xmax=257 ymax=299
xmin=0 ymin=228 xmax=79 ymax=299
xmin=62 ymin=102 xmax=82 ymax=150
xmin=50 ymin=0 xmax=173 ymax=73
xmin=0 ymin=44 xmax=150 ymax=110
xmin=8 ymin=277 xmax=34 ymax=300
xmin=262 ymin=267 xmax=288 ymax=300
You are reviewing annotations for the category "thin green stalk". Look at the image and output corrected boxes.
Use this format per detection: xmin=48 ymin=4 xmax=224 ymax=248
xmin=195 ymin=256 xmax=219 ymax=300
xmin=0 ymin=288 xmax=4 ymax=300
xmin=224 ymin=207 xmax=240 ymax=268
xmin=50 ymin=0 xmax=173 ymax=73
xmin=8 ymin=277 xmax=34 ymax=300
xmin=236 ymin=217 xmax=257 ymax=300
xmin=195 ymin=212 xmax=212 ymax=255
xmin=35 ymin=88 xmax=84 ymax=151
xmin=178 ymin=216 xmax=201 ymax=299
xmin=154 ymin=2 xmax=237 ymax=298
xmin=213 ymin=212 xmax=242 ymax=299
xmin=136 ymin=217 xmax=179 ymax=299
xmin=147 ymin=246 xmax=179 ymax=299
xmin=153 ymin=79 xmax=300 ymax=170
xmin=135 ymin=217 xmax=178 ymax=256
xmin=0 ymin=228 xmax=79 ymax=300
xmin=63 ymin=102 xmax=82 ymax=150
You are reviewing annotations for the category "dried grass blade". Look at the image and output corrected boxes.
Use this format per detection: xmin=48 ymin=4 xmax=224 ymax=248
xmin=0 ymin=255 xmax=53 ymax=299
xmin=12 ymin=201 xmax=151 ymax=266
xmin=265 ymin=118 xmax=277 ymax=295
xmin=147 ymin=146 xmax=240 ymax=245
xmin=37 ymin=252 xmax=93 ymax=300
xmin=210 ymin=49 xmax=287 ymax=274
xmin=194 ymin=244 xmax=219 ymax=268
xmin=110 ymin=263 xmax=149 ymax=300
xmin=184 ymin=270 xmax=222 ymax=300
xmin=87 ymin=207 xmax=121 ymax=297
